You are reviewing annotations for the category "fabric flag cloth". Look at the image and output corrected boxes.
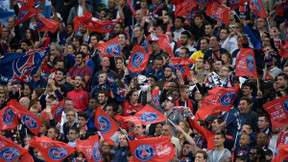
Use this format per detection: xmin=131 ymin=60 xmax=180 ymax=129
xmin=195 ymin=0 xmax=223 ymax=7
xmin=95 ymin=107 xmax=120 ymax=145
xmin=51 ymin=100 xmax=65 ymax=123
xmin=121 ymin=104 xmax=167 ymax=125
xmin=171 ymin=57 xmax=195 ymax=77
xmin=14 ymin=4 xmax=41 ymax=26
xmin=128 ymin=136 xmax=176 ymax=162
xmin=7 ymin=99 xmax=42 ymax=135
xmin=175 ymin=0 xmax=196 ymax=16
xmin=12 ymin=0 xmax=44 ymax=7
xmin=20 ymin=152 xmax=34 ymax=162
xmin=186 ymin=8 xmax=198 ymax=24
xmin=152 ymin=89 xmax=160 ymax=106
xmin=140 ymin=39 xmax=152 ymax=54
xmin=0 ymin=0 xmax=16 ymax=22
xmin=227 ymin=0 xmax=247 ymax=10
xmin=95 ymin=37 xmax=123 ymax=58
xmin=127 ymin=44 xmax=149 ymax=73
xmin=235 ymin=48 xmax=258 ymax=78
xmin=0 ymin=106 xmax=18 ymax=131
xmin=0 ymin=135 xmax=28 ymax=162
xmin=85 ymin=17 xmax=122 ymax=33
xmin=278 ymin=39 xmax=288 ymax=60
xmin=263 ymin=95 xmax=288 ymax=129
xmin=105 ymin=77 xmax=126 ymax=102
xmin=158 ymin=33 xmax=174 ymax=57
xmin=0 ymin=47 xmax=49 ymax=83
xmin=248 ymin=0 xmax=267 ymax=18
xmin=195 ymin=109 xmax=218 ymax=120
xmin=29 ymin=136 xmax=76 ymax=162
xmin=76 ymin=134 xmax=102 ymax=162
xmin=73 ymin=12 xmax=93 ymax=32
xmin=36 ymin=17 xmax=60 ymax=33
xmin=207 ymin=2 xmax=229 ymax=26
xmin=127 ymin=0 xmax=136 ymax=17
xmin=202 ymin=85 xmax=240 ymax=112
xmin=272 ymin=143 xmax=288 ymax=162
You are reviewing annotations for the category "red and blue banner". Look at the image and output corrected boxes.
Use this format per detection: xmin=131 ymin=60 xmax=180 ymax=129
xmin=207 ymin=2 xmax=229 ymax=26
xmin=272 ymin=143 xmax=288 ymax=162
xmin=158 ymin=33 xmax=174 ymax=57
xmin=235 ymin=48 xmax=258 ymax=78
xmin=76 ymin=134 xmax=102 ymax=162
xmin=36 ymin=17 xmax=60 ymax=33
xmin=0 ymin=135 xmax=28 ymax=162
xmin=85 ymin=17 xmax=122 ymax=33
xmin=95 ymin=37 xmax=123 ymax=58
xmin=12 ymin=0 xmax=44 ymax=7
xmin=29 ymin=136 xmax=76 ymax=162
xmin=195 ymin=0 xmax=223 ymax=7
xmin=105 ymin=77 xmax=126 ymax=102
xmin=0 ymin=106 xmax=18 ymax=131
xmin=127 ymin=44 xmax=149 ymax=73
xmin=127 ymin=0 xmax=136 ymax=17
xmin=279 ymin=39 xmax=288 ymax=60
xmin=129 ymin=136 xmax=176 ymax=162
xmin=73 ymin=12 xmax=93 ymax=32
xmin=248 ymin=0 xmax=267 ymax=18
xmin=171 ymin=57 xmax=195 ymax=77
xmin=15 ymin=3 xmax=41 ymax=26
xmin=227 ymin=0 xmax=247 ymax=10
xmin=51 ymin=100 xmax=65 ymax=123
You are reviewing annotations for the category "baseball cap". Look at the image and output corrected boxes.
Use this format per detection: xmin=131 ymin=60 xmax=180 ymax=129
xmin=236 ymin=153 xmax=248 ymax=161
xmin=163 ymin=64 xmax=175 ymax=72
xmin=165 ymin=95 xmax=174 ymax=103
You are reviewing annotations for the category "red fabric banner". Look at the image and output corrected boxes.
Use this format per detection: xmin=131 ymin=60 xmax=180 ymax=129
xmin=73 ymin=12 xmax=93 ymax=32
xmin=207 ymin=2 xmax=229 ymax=26
xmin=15 ymin=4 xmax=40 ymax=26
xmin=263 ymin=95 xmax=288 ymax=129
xmin=127 ymin=44 xmax=149 ymax=73
xmin=248 ymin=0 xmax=268 ymax=18
xmin=36 ymin=17 xmax=60 ymax=33
xmin=51 ymin=100 xmax=65 ymax=123
xmin=0 ymin=135 xmax=28 ymax=162
xmin=20 ymin=152 xmax=34 ymax=162
xmin=202 ymin=85 xmax=240 ymax=112
xmin=76 ymin=134 xmax=102 ymax=162
xmin=227 ymin=0 xmax=247 ymax=10
xmin=128 ymin=136 xmax=175 ymax=162
xmin=29 ymin=136 xmax=76 ymax=162
xmin=272 ymin=143 xmax=288 ymax=162
xmin=0 ymin=106 xmax=18 ymax=131
xmin=235 ymin=48 xmax=258 ymax=78
xmin=278 ymin=39 xmax=288 ymax=60
xmin=85 ymin=18 xmax=122 ymax=33
xmin=158 ymin=33 xmax=174 ymax=57
xmin=95 ymin=37 xmax=123 ymax=58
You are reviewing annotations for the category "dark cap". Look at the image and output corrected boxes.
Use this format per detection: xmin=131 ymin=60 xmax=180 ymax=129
xmin=163 ymin=64 xmax=175 ymax=72
xmin=205 ymin=115 xmax=218 ymax=123
xmin=236 ymin=153 xmax=248 ymax=161
xmin=265 ymin=149 xmax=273 ymax=155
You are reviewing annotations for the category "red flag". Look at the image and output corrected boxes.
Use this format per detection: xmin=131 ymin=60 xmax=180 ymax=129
xmin=20 ymin=152 xmax=34 ymax=162
xmin=73 ymin=12 xmax=93 ymax=32
xmin=95 ymin=37 xmax=123 ymax=58
xmin=121 ymin=104 xmax=167 ymax=125
xmin=263 ymin=95 xmax=288 ymax=129
xmin=7 ymin=99 xmax=42 ymax=135
xmin=0 ymin=106 xmax=18 ymax=131
xmin=272 ymin=143 xmax=288 ymax=162
xmin=227 ymin=0 xmax=247 ymax=10
xmin=195 ymin=0 xmax=223 ymax=7
xmin=128 ymin=136 xmax=175 ymax=162
xmin=36 ymin=17 xmax=60 ymax=33
xmin=0 ymin=135 xmax=28 ymax=162
xmin=248 ymin=0 xmax=267 ymax=18
xmin=278 ymin=39 xmax=288 ymax=60
xmin=202 ymin=85 xmax=240 ymax=112
xmin=127 ymin=44 xmax=149 ymax=73
xmin=195 ymin=109 xmax=218 ymax=120
xmin=171 ymin=57 xmax=195 ymax=77
xmin=85 ymin=18 xmax=122 ymax=33
xmin=29 ymin=136 xmax=76 ymax=162
xmin=13 ymin=0 xmax=44 ymax=6
xmin=15 ymin=4 xmax=41 ymax=26
xmin=235 ymin=48 xmax=258 ymax=78
xmin=51 ymin=100 xmax=65 ymax=123
xmin=207 ymin=2 xmax=229 ymax=26
xmin=127 ymin=0 xmax=136 ymax=17
xmin=158 ymin=33 xmax=174 ymax=57
xmin=151 ymin=89 xmax=160 ymax=106
xmin=95 ymin=107 xmax=120 ymax=145
xmin=76 ymin=135 xmax=102 ymax=162
xmin=177 ymin=38 xmax=182 ymax=48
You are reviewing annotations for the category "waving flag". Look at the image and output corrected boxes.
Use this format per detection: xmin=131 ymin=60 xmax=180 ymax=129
xmin=29 ymin=136 xmax=76 ymax=162
xmin=202 ymin=85 xmax=240 ymax=112
xmin=152 ymin=89 xmax=160 ymax=106
xmin=7 ymin=100 xmax=42 ymax=135
xmin=76 ymin=134 xmax=102 ymax=162
xmin=249 ymin=0 xmax=267 ymax=18
xmin=175 ymin=0 xmax=196 ymax=16
xmin=227 ymin=0 xmax=247 ymax=10
xmin=14 ymin=4 xmax=41 ymax=26
xmin=105 ymin=77 xmax=126 ymax=102
xmin=158 ymin=33 xmax=174 ymax=57
xmin=0 ymin=135 xmax=28 ymax=162
xmin=127 ymin=44 xmax=149 ymax=73
xmin=195 ymin=109 xmax=218 ymax=120
xmin=171 ymin=57 xmax=195 ymax=77
xmin=51 ymin=100 xmax=65 ymax=123
xmin=186 ymin=8 xmax=198 ymax=24
xmin=121 ymin=104 xmax=167 ymax=125
xmin=0 ymin=107 xmax=18 ymax=131
xmin=73 ymin=12 xmax=93 ymax=32
xmin=36 ymin=17 xmax=60 ymax=33
xmin=0 ymin=47 xmax=49 ymax=83
xmin=85 ymin=17 xmax=122 ymax=33
xmin=95 ymin=37 xmax=122 ymax=58
xmin=140 ymin=39 xmax=152 ymax=54
xmin=20 ymin=152 xmax=34 ymax=162
xmin=127 ymin=0 xmax=136 ymax=17
xmin=95 ymin=107 xmax=120 ymax=145
xmin=278 ymin=39 xmax=288 ymax=60
xmin=207 ymin=2 xmax=229 ymax=26
xmin=263 ymin=95 xmax=288 ymax=129
xmin=129 ymin=136 xmax=175 ymax=162
xmin=195 ymin=0 xmax=223 ymax=7
xmin=12 ymin=0 xmax=44 ymax=7
xmin=235 ymin=48 xmax=258 ymax=78
xmin=272 ymin=143 xmax=288 ymax=162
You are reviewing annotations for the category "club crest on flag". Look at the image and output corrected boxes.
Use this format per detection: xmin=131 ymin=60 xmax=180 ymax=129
xmin=106 ymin=43 xmax=121 ymax=57
xmin=48 ymin=147 xmax=68 ymax=160
xmin=251 ymin=0 xmax=262 ymax=12
xmin=0 ymin=147 xmax=20 ymax=161
xmin=132 ymin=52 xmax=145 ymax=68
xmin=22 ymin=115 xmax=38 ymax=129
xmin=102 ymin=23 xmax=117 ymax=29
xmin=283 ymin=98 xmax=288 ymax=112
xmin=18 ymin=10 xmax=28 ymax=21
xmin=220 ymin=92 xmax=236 ymax=107
xmin=93 ymin=141 xmax=102 ymax=161
xmin=140 ymin=112 xmax=158 ymax=122
xmin=228 ymin=0 xmax=239 ymax=5
xmin=134 ymin=144 xmax=155 ymax=161
xmin=53 ymin=106 xmax=64 ymax=118
xmin=247 ymin=54 xmax=255 ymax=73
xmin=3 ymin=108 xmax=14 ymax=125
xmin=97 ymin=116 xmax=111 ymax=133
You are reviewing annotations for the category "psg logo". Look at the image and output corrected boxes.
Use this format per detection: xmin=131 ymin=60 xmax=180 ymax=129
xmin=251 ymin=0 xmax=262 ymax=12
xmin=53 ymin=106 xmax=64 ymax=118
xmin=93 ymin=141 xmax=102 ymax=161
xmin=283 ymin=98 xmax=288 ymax=113
xmin=227 ymin=0 xmax=239 ymax=5
xmin=18 ymin=10 xmax=28 ymax=21
xmin=48 ymin=147 xmax=68 ymax=160
xmin=102 ymin=23 xmax=116 ymax=30
xmin=22 ymin=115 xmax=38 ymax=129
xmin=106 ymin=43 xmax=121 ymax=57
xmin=0 ymin=147 xmax=20 ymax=161
xmin=246 ymin=54 xmax=255 ymax=73
xmin=3 ymin=108 xmax=14 ymax=125
xmin=97 ymin=116 xmax=111 ymax=133
xmin=131 ymin=52 xmax=145 ymax=68
xmin=134 ymin=144 xmax=155 ymax=161
xmin=220 ymin=92 xmax=236 ymax=107
xmin=140 ymin=112 xmax=158 ymax=122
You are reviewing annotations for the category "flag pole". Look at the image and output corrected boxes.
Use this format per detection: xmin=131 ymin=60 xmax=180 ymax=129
xmin=257 ymin=78 xmax=260 ymax=91
xmin=120 ymin=127 xmax=131 ymax=141
xmin=168 ymin=118 xmax=177 ymax=128
xmin=25 ymin=128 xmax=29 ymax=148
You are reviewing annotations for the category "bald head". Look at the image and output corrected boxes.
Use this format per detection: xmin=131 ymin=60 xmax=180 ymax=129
xmin=135 ymin=10 xmax=144 ymax=23
xmin=19 ymin=97 xmax=30 ymax=108
xmin=161 ymin=124 xmax=173 ymax=136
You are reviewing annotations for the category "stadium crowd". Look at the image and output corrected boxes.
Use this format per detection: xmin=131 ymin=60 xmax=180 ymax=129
xmin=0 ymin=0 xmax=288 ymax=161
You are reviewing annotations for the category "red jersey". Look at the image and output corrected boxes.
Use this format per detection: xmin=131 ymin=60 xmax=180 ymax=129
xmin=121 ymin=101 xmax=144 ymax=116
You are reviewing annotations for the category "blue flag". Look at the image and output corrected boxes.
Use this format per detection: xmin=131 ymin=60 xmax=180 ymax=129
xmin=105 ymin=77 xmax=126 ymax=102
xmin=0 ymin=47 xmax=49 ymax=83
